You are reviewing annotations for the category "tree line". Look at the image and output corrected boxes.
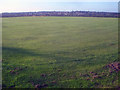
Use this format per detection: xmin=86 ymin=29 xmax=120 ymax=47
xmin=1 ymin=11 xmax=120 ymax=18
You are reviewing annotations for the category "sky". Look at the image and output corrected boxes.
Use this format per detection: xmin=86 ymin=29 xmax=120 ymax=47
xmin=0 ymin=0 xmax=119 ymax=13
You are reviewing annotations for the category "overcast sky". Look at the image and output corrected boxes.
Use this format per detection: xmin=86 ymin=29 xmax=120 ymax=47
xmin=0 ymin=0 xmax=119 ymax=12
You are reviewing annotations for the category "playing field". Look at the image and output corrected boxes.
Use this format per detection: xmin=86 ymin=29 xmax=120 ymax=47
xmin=2 ymin=17 xmax=119 ymax=88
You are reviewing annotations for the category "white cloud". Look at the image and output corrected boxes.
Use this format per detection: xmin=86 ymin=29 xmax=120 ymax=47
xmin=45 ymin=0 xmax=118 ymax=2
xmin=0 ymin=0 xmax=119 ymax=12
xmin=24 ymin=0 xmax=119 ymax=2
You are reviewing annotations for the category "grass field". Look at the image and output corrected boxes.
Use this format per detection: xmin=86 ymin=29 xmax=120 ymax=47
xmin=2 ymin=17 xmax=119 ymax=88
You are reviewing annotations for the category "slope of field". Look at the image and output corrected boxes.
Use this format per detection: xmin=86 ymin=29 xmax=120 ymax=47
xmin=2 ymin=17 xmax=119 ymax=88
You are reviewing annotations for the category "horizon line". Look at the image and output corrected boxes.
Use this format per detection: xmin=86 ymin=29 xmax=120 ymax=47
xmin=1 ymin=10 xmax=119 ymax=13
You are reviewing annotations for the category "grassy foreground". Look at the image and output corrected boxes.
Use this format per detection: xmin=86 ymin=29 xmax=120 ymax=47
xmin=2 ymin=17 xmax=119 ymax=88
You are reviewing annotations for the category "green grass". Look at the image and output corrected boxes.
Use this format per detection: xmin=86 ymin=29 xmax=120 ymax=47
xmin=2 ymin=17 xmax=118 ymax=88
